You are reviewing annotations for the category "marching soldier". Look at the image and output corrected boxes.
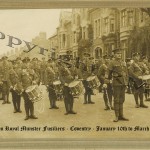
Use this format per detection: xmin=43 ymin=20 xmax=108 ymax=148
xmin=45 ymin=58 xmax=59 ymax=109
xmin=108 ymin=48 xmax=129 ymax=122
xmin=129 ymin=53 xmax=148 ymax=108
xmin=21 ymin=58 xmax=39 ymax=120
xmin=0 ymin=56 xmax=12 ymax=104
xmin=58 ymin=60 xmax=77 ymax=115
xmin=98 ymin=54 xmax=113 ymax=110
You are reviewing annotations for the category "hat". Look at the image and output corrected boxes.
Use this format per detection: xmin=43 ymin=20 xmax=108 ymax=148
xmin=142 ymin=55 xmax=148 ymax=60
xmin=126 ymin=58 xmax=131 ymax=62
xmin=112 ymin=48 xmax=121 ymax=54
xmin=103 ymin=54 xmax=110 ymax=59
xmin=22 ymin=57 xmax=30 ymax=63
xmin=89 ymin=57 xmax=94 ymax=60
xmin=32 ymin=57 xmax=38 ymax=61
xmin=2 ymin=56 xmax=8 ymax=60
xmin=84 ymin=52 xmax=91 ymax=57
xmin=132 ymin=52 xmax=140 ymax=57
xmin=16 ymin=57 xmax=21 ymax=60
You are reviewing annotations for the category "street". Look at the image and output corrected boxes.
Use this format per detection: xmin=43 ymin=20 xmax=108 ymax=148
xmin=0 ymin=85 xmax=150 ymax=139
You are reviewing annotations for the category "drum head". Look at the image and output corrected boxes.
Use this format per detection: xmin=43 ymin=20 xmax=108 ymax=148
xmin=87 ymin=76 xmax=96 ymax=81
xmin=53 ymin=80 xmax=61 ymax=85
xmin=69 ymin=80 xmax=80 ymax=88
xmin=26 ymin=85 xmax=37 ymax=93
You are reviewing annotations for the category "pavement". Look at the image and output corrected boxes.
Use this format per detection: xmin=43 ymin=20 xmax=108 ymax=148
xmin=0 ymin=85 xmax=150 ymax=139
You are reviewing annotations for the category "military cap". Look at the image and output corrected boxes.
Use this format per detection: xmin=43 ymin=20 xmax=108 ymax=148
xmin=126 ymin=58 xmax=131 ymax=62
xmin=103 ymin=54 xmax=110 ymax=59
xmin=2 ymin=56 xmax=8 ymax=60
xmin=142 ymin=55 xmax=148 ymax=60
xmin=89 ymin=57 xmax=94 ymax=60
xmin=84 ymin=52 xmax=91 ymax=57
xmin=112 ymin=48 xmax=122 ymax=54
xmin=22 ymin=57 xmax=30 ymax=62
xmin=132 ymin=52 xmax=140 ymax=57
xmin=16 ymin=57 xmax=21 ymax=60
xmin=32 ymin=57 xmax=38 ymax=61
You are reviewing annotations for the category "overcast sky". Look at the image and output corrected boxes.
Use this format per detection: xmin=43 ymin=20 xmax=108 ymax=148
xmin=0 ymin=9 xmax=71 ymax=55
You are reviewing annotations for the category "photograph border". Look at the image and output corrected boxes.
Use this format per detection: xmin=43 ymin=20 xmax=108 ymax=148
xmin=1 ymin=0 xmax=150 ymax=149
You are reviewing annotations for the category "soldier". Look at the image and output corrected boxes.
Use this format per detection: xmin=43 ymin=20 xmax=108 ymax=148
xmin=141 ymin=56 xmax=150 ymax=101
xmin=30 ymin=57 xmax=41 ymax=85
xmin=40 ymin=57 xmax=47 ymax=85
xmin=58 ymin=60 xmax=76 ymax=115
xmin=9 ymin=60 xmax=22 ymax=113
xmin=0 ymin=56 xmax=12 ymax=104
xmin=98 ymin=54 xmax=113 ymax=110
xmin=81 ymin=58 xmax=95 ymax=104
xmin=126 ymin=58 xmax=133 ymax=94
xmin=108 ymin=48 xmax=129 ymax=122
xmin=21 ymin=58 xmax=39 ymax=120
xmin=129 ymin=53 xmax=148 ymax=108
xmin=45 ymin=58 xmax=59 ymax=109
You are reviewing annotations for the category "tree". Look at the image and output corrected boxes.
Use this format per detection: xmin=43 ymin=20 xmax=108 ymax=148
xmin=78 ymin=24 xmax=93 ymax=59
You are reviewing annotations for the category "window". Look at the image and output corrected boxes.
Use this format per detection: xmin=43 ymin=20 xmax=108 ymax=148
xmin=121 ymin=10 xmax=127 ymax=27
xmin=110 ymin=18 xmax=115 ymax=32
xmin=128 ymin=11 xmax=134 ymax=26
xmin=104 ymin=17 xmax=109 ymax=33
xmin=98 ymin=19 xmax=101 ymax=36
xmin=140 ymin=11 xmax=144 ymax=23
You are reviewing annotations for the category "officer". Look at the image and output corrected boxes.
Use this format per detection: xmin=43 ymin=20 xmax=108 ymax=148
xmin=9 ymin=60 xmax=22 ymax=113
xmin=45 ymin=58 xmax=59 ymax=109
xmin=58 ymin=60 xmax=77 ymax=115
xmin=129 ymin=53 xmax=148 ymax=108
xmin=0 ymin=56 xmax=12 ymax=104
xmin=98 ymin=54 xmax=113 ymax=110
xmin=108 ymin=48 xmax=129 ymax=122
xmin=21 ymin=58 xmax=39 ymax=120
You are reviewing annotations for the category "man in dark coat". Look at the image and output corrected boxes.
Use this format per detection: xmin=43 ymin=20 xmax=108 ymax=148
xmin=108 ymin=48 xmax=129 ymax=122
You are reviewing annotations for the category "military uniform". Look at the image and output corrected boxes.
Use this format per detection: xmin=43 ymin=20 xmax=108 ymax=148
xmin=0 ymin=56 xmax=12 ymax=104
xmin=21 ymin=61 xmax=39 ymax=120
xmin=40 ymin=57 xmax=47 ymax=85
xmin=45 ymin=64 xmax=59 ymax=109
xmin=108 ymin=49 xmax=129 ymax=122
xmin=98 ymin=55 xmax=113 ymax=110
xmin=9 ymin=63 xmax=22 ymax=113
xmin=80 ymin=60 xmax=95 ymax=104
xmin=129 ymin=53 xmax=148 ymax=108
xmin=58 ymin=62 xmax=76 ymax=115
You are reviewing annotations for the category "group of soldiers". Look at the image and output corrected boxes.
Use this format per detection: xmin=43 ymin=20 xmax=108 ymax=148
xmin=0 ymin=48 xmax=150 ymax=122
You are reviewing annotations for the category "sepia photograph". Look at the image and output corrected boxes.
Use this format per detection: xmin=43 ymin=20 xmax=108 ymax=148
xmin=0 ymin=1 xmax=150 ymax=149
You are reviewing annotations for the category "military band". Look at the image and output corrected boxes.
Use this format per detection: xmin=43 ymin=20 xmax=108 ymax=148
xmin=0 ymin=49 xmax=150 ymax=122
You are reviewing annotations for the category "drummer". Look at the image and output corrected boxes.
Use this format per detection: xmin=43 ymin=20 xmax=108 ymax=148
xmin=129 ymin=53 xmax=148 ymax=108
xmin=20 ymin=57 xmax=39 ymax=120
xmin=58 ymin=59 xmax=77 ymax=115
xmin=81 ymin=57 xmax=95 ymax=104
xmin=45 ymin=58 xmax=59 ymax=109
